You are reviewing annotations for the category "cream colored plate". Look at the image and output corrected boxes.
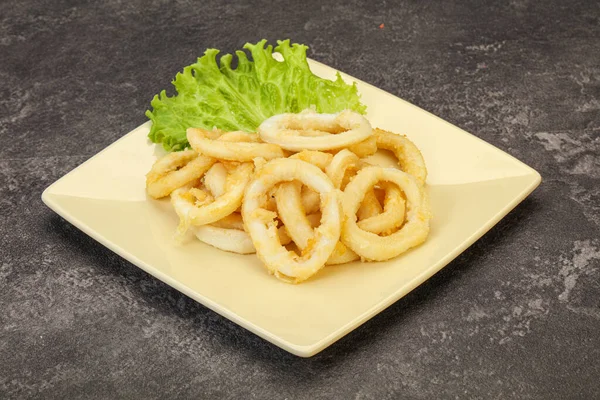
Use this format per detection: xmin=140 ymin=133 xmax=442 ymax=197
xmin=42 ymin=59 xmax=541 ymax=357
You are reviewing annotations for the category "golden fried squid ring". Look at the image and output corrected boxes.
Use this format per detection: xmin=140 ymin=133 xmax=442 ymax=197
xmin=171 ymin=162 xmax=254 ymax=234
xmin=284 ymin=151 xmax=332 ymax=214
xmin=374 ymin=128 xmax=427 ymax=185
xmin=275 ymin=182 xmax=311 ymax=248
xmin=303 ymin=214 xmax=359 ymax=264
xmin=204 ymin=162 xmax=228 ymax=198
xmin=275 ymin=180 xmax=358 ymax=265
xmin=187 ymin=128 xmax=285 ymax=162
xmin=146 ymin=150 xmax=215 ymax=199
xmin=194 ymin=218 xmax=292 ymax=255
xmin=193 ymin=225 xmax=256 ymax=254
xmin=341 ymin=166 xmax=430 ymax=261
xmin=356 ymin=191 xmax=383 ymax=220
xmin=210 ymin=212 xmax=245 ymax=230
xmin=289 ymin=150 xmax=333 ymax=171
xmin=242 ymin=158 xmax=342 ymax=283
xmin=325 ymin=149 xmax=397 ymax=229
xmin=257 ymin=109 xmax=373 ymax=151
xmin=217 ymin=131 xmax=260 ymax=143
xmin=357 ymin=183 xmax=406 ymax=235
xmin=347 ymin=134 xmax=378 ymax=158
xmin=301 ymin=186 xmax=321 ymax=215
xmin=325 ymin=149 xmax=361 ymax=189
xmin=327 ymin=243 xmax=360 ymax=265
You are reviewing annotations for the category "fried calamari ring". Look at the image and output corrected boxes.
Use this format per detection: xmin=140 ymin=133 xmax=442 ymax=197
xmin=172 ymin=162 xmax=254 ymax=234
xmin=210 ymin=212 xmax=245 ymax=230
xmin=272 ymin=151 xmax=332 ymax=216
xmin=301 ymin=186 xmax=321 ymax=215
xmin=187 ymin=128 xmax=285 ymax=162
xmin=275 ymin=182 xmax=313 ymax=249
xmin=275 ymin=181 xmax=359 ymax=265
xmin=208 ymin=211 xmax=305 ymax=246
xmin=242 ymin=158 xmax=341 ymax=283
xmin=357 ymin=183 xmax=406 ymax=235
xmin=325 ymin=149 xmax=361 ymax=189
xmin=341 ymin=166 xmax=430 ymax=261
xmin=374 ymin=128 xmax=427 ymax=185
xmin=258 ymin=109 xmax=373 ymax=151
xmin=289 ymin=150 xmax=333 ymax=171
xmin=356 ymin=191 xmax=383 ymax=220
xmin=287 ymin=151 xmax=333 ymax=215
xmin=186 ymin=187 xmax=214 ymax=205
xmin=327 ymin=243 xmax=360 ymax=265
xmin=193 ymin=225 xmax=256 ymax=254
xmin=194 ymin=220 xmax=293 ymax=255
xmin=146 ymin=150 xmax=215 ymax=199
xmin=217 ymin=131 xmax=260 ymax=143
xmin=325 ymin=149 xmax=392 ymax=227
xmin=303 ymin=216 xmax=359 ymax=265
xmin=204 ymin=162 xmax=228 ymax=198
xmin=337 ymin=134 xmax=378 ymax=158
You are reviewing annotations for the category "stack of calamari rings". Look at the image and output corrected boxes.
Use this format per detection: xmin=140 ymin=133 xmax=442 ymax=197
xmin=146 ymin=109 xmax=431 ymax=284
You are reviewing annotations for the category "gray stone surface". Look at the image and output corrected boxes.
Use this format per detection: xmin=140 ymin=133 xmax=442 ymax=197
xmin=1 ymin=0 xmax=599 ymax=398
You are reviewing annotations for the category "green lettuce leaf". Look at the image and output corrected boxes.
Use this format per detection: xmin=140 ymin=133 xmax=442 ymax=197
xmin=146 ymin=39 xmax=366 ymax=151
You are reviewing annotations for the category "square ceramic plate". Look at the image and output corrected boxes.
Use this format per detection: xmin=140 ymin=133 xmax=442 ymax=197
xmin=42 ymin=59 xmax=541 ymax=357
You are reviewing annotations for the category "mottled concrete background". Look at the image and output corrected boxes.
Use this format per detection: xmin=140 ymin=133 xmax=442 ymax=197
xmin=1 ymin=0 xmax=599 ymax=398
